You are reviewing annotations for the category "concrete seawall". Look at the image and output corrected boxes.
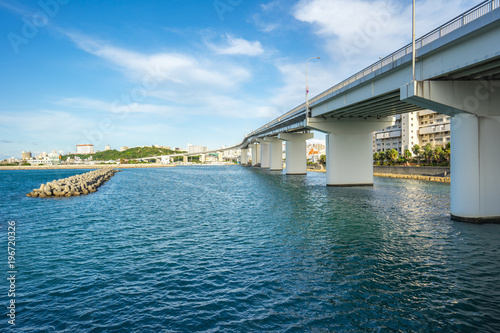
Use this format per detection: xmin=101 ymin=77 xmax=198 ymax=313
xmin=374 ymin=165 xmax=450 ymax=177
xmin=373 ymin=166 xmax=450 ymax=183
xmin=307 ymin=165 xmax=450 ymax=183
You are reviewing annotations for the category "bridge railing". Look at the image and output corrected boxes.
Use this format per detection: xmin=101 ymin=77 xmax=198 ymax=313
xmin=247 ymin=0 xmax=498 ymax=139
xmin=310 ymin=0 xmax=498 ymax=105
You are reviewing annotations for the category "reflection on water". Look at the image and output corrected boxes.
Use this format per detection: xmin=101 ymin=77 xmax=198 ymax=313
xmin=0 ymin=166 xmax=499 ymax=332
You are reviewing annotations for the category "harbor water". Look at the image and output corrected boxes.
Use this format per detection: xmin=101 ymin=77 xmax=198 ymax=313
xmin=1 ymin=166 xmax=499 ymax=332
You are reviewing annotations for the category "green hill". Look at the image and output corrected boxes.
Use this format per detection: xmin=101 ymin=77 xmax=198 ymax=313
xmin=62 ymin=146 xmax=185 ymax=161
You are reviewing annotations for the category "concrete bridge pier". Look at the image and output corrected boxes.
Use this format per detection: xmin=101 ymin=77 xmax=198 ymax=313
xmin=201 ymin=154 xmax=206 ymax=163
xmin=240 ymin=149 xmax=249 ymax=165
xmin=265 ymin=137 xmax=283 ymax=171
xmin=401 ymin=80 xmax=500 ymax=222
xmin=251 ymin=143 xmax=261 ymax=167
xmin=257 ymin=139 xmax=270 ymax=169
xmin=183 ymin=155 xmax=188 ymax=163
xmin=450 ymin=113 xmax=500 ymax=222
xmin=308 ymin=117 xmax=393 ymax=186
xmin=278 ymin=133 xmax=313 ymax=175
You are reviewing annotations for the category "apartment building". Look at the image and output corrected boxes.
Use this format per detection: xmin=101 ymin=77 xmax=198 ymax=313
xmin=373 ymin=110 xmax=451 ymax=155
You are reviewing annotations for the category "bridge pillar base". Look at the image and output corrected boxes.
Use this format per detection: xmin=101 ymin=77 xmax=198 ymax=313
xmin=278 ymin=133 xmax=314 ymax=175
xmin=251 ymin=143 xmax=261 ymax=166
xmin=257 ymin=139 xmax=270 ymax=169
xmin=451 ymin=113 xmax=500 ymax=222
xmin=326 ymin=132 xmax=375 ymax=186
xmin=265 ymin=137 xmax=283 ymax=171
xmin=451 ymin=215 xmax=500 ymax=224
xmin=308 ymin=117 xmax=393 ymax=186
xmin=240 ymin=149 xmax=249 ymax=165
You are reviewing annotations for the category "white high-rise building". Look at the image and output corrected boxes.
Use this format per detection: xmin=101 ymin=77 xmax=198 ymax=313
xmin=76 ymin=144 xmax=94 ymax=154
xmin=373 ymin=110 xmax=450 ymax=155
xmin=418 ymin=111 xmax=452 ymax=147
xmin=187 ymin=144 xmax=208 ymax=154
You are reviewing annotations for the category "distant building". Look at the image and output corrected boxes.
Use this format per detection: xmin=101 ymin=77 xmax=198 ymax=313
xmin=223 ymin=148 xmax=241 ymax=159
xmin=187 ymin=144 xmax=208 ymax=154
xmin=160 ymin=156 xmax=171 ymax=164
xmin=28 ymin=156 xmax=60 ymax=165
xmin=76 ymin=144 xmax=94 ymax=154
xmin=21 ymin=151 xmax=32 ymax=160
xmin=308 ymin=143 xmax=325 ymax=151
xmin=120 ymin=146 xmax=129 ymax=152
xmin=104 ymin=145 xmax=111 ymax=151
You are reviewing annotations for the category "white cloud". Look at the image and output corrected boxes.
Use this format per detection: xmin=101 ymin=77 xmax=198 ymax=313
xmin=65 ymin=32 xmax=251 ymax=87
xmin=293 ymin=0 xmax=482 ymax=67
xmin=209 ymin=34 xmax=264 ymax=56
xmin=0 ymin=110 xmax=100 ymax=153
xmin=269 ymin=60 xmax=337 ymax=112
xmin=60 ymin=32 xmax=279 ymax=122
xmin=56 ymin=97 xmax=174 ymax=115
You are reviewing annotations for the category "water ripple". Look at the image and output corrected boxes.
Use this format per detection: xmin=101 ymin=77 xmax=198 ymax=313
xmin=1 ymin=167 xmax=499 ymax=332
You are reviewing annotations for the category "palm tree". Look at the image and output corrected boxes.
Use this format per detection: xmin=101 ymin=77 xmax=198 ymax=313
xmin=404 ymin=149 xmax=411 ymax=165
xmin=412 ymin=144 xmax=421 ymax=165
xmin=423 ymin=143 xmax=433 ymax=164
xmin=433 ymin=146 xmax=444 ymax=164
xmin=379 ymin=151 xmax=386 ymax=164
xmin=387 ymin=149 xmax=398 ymax=165
xmin=444 ymin=142 xmax=451 ymax=164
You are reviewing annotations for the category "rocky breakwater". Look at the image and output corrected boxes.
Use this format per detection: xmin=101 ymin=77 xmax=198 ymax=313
xmin=27 ymin=169 xmax=120 ymax=198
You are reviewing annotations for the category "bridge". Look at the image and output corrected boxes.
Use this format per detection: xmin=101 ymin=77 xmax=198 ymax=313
xmin=141 ymin=146 xmax=239 ymax=163
xmin=237 ymin=0 xmax=500 ymax=223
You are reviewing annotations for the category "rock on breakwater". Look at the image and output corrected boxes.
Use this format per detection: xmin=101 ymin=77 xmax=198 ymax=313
xmin=27 ymin=169 xmax=120 ymax=198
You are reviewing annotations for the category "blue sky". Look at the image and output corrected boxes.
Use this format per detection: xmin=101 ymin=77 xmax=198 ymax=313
xmin=0 ymin=0 xmax=482 ymax=158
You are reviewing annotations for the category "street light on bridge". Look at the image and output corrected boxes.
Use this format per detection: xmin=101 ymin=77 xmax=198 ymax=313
xmin=306 ymin=56 xmax=320 ymax=118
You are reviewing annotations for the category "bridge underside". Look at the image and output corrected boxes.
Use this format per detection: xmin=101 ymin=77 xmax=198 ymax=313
xmin=313 ymin=91 xmax=423 ymax=119
xmin=433 ymin=56 xmax=500 ymax=81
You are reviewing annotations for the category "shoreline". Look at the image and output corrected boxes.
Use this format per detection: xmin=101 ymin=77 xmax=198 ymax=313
xmin=1 ymin=165 xmax=450 ymax=183
xmin=0 ymin=164 xmax=177 ymax=171
xmin=306 ymin=168 xmax=450 ymax=183
xmin=373 ymin=172 xmax=450 ymax=183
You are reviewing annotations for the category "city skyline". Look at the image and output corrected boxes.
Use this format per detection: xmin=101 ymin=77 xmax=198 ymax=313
xmin=0 ymin=0 xmax=482 ymax=159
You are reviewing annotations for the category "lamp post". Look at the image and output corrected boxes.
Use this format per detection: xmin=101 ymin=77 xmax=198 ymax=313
xmin=306 ymin=56 xmax=320 ymax=118
xmin=412 ymin=0 xmax=416 ymax=82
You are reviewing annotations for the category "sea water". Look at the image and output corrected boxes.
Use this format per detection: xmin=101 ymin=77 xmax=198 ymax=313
xmin=0 ymin=166 xmax=499 ymax=332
